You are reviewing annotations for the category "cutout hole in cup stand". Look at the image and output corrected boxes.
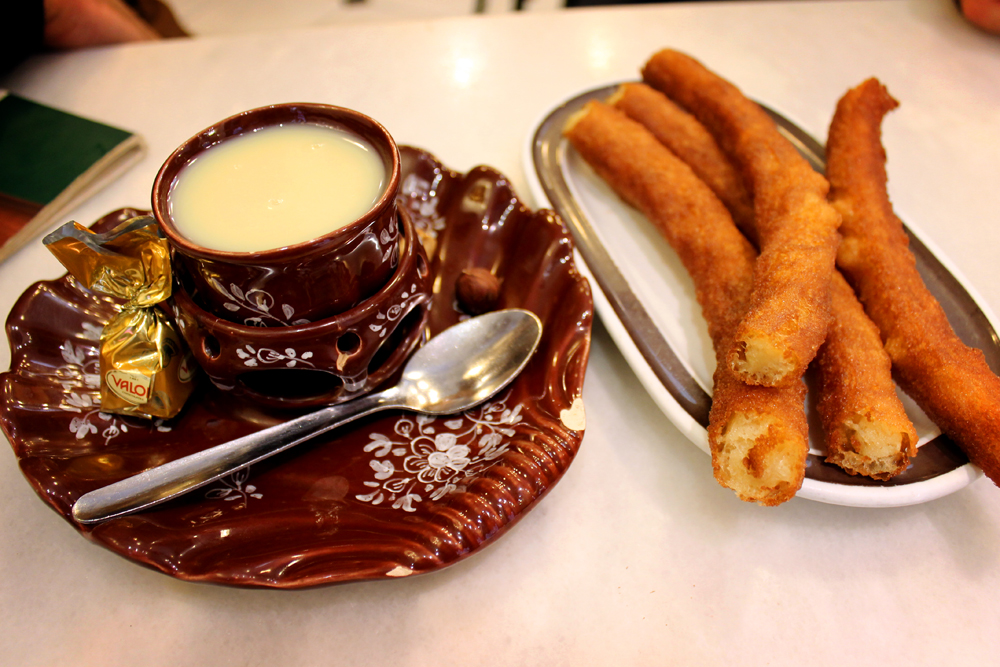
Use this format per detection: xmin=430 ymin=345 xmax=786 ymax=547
xmin=238 ymin=369 xmax=344 ymax=403
xmin=337 ymin=332 xmax=361 ymax=354
xmin=202 ymin=333 xmax=221 ymax=360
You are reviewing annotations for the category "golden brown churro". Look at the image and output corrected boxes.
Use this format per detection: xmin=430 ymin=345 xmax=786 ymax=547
xmin=815 ymin=272 xmax=917 ymax=479
xmin=827 ymin=78 xmax=1000 ymax=486
xmin=612 ymin=79 xmax=917 ymax=479
xmin=564 ymin=100 xmax=806 ymax=505
xmin=609 ymin=82 xmax=757 ymax=241
xmin=642 ymin=49 xmax=841 ymax=388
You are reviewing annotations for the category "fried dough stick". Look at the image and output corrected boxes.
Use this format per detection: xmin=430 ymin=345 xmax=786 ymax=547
xmin=642 ymin=49 xmax=841 ymax=387
xmin=815 ymin=272 xmax=917 ymax=478
xmin=612 ymin=81 xmax=916 ymax=478
xmin=828 ymin=78 xmax=1000 ymax=486
xmin=609 ymin=82 xmax=757 ymax=240
xmin=564 ymin=100 xmax=807 ymax=505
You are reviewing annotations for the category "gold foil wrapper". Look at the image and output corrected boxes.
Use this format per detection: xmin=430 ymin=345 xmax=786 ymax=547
xmin=44 ymin=216 xmax=196 ymax=419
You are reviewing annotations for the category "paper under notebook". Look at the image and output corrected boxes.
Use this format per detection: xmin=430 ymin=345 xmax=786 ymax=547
xmin=0 ymin=91 xmax=146 ymax=263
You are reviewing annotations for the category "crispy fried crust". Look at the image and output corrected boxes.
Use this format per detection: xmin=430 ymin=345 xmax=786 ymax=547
xmin=610 ymin=77 xmax=918 ymax=479
xmin=563 ymin=102 xmax=753 ymax=340
xmin=816 ymin=272 xmax=918 ymax=479
xmin=564 ymin=100 xmax=806 ymax=505
xmin=609 ymin=82 xmax=757 ymax=240
xmin=827 ymin=78 xmax=1000 ymax=487
xmin=642 ymin=49 xmax=840 ymax=387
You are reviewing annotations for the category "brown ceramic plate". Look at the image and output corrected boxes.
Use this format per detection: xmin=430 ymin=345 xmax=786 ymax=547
xmin=1 ymin=147 xmax=593 ymax=588
xmin=527 ymin=83 xmax=994 ymax=507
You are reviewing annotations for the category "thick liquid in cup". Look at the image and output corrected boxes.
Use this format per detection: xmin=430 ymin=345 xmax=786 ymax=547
xmin=168 ymin=123 xmax=386 ymax=252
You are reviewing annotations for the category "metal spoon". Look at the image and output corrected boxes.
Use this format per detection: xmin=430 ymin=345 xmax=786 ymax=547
xmin=72 ymin=308 xmax=543 ymax=524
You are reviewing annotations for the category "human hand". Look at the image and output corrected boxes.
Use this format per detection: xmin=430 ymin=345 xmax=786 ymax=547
xmin=44 ymin=0 xmax=160 ymax=49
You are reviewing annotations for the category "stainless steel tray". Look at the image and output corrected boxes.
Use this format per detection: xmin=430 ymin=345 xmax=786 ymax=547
xmin=525 ymin=83 xmax=998 ymax=507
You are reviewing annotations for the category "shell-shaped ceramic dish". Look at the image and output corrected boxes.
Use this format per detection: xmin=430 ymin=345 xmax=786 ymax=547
xmin=0 ymin=147 xmax=593 ymax=588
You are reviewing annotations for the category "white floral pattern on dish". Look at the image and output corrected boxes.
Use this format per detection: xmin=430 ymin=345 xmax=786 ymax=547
xmin=206 ymin=467 xmax=263 ymax=509
xmin=356 ymin=392 xmax=522 ymax=512
xmin=401 ymin=173 xmax=447 ymax=246
xmin=52 ymin=330 xmax=172 ymax=445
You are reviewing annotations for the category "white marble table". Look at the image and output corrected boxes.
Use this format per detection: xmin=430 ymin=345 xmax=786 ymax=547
xmin=2 ymin=1 xmax=999 ymax=664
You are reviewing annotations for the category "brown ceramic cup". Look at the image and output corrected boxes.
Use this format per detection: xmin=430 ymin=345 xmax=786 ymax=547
xmin=168 ymin=208 xmax=432 ymax=409
xmin=152 ymin=103 xmax=401 ymax=326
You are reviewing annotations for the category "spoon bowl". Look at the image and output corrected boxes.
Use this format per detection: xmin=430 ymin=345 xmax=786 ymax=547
xmin=72 ymin=308 xmax=543 ymax=524
xmin=392 ymin=310 xmax=543 ymax=414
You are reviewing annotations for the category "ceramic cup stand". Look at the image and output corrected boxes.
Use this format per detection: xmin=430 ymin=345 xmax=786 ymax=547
xmin=169 ymin=208 xmax=431 ymax=408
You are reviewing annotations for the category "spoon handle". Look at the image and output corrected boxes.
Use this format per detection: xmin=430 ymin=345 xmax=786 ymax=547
xmin=72 ymin=391 xmax=391 ymax=524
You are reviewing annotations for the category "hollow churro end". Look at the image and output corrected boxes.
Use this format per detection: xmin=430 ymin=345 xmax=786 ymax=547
xmin=728 ymin=335 xmax=796 ymax=386
xmin=714 ymin=413 xmax=804 ymax=506
xmin=825 ymin=414 xmax=914 ymax=481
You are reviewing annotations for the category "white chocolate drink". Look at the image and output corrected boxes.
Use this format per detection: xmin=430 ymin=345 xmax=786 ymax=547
xmin=168 ymin=123 xmax=386 ymax=252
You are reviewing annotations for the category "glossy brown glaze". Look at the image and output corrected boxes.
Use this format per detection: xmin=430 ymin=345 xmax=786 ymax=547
xmin=1 ymin=147 xmax=593 ymax=588
xmin=170 ymin=208 xmax=431 ymax=408
xmin=153 ymin=104 xmax=401 ymax=325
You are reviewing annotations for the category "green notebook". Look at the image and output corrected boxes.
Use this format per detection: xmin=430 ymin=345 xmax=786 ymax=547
xmin=0 ymin=91 xmax=146 ymax=262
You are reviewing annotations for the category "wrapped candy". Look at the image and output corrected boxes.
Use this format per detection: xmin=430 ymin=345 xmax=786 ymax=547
xmin=44 ymin=215 xmax=196 ymax=419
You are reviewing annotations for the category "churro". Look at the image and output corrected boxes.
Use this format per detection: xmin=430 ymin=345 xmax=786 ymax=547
xmin=827 ymin=78 xmax=1000 ymax=486
xmin=609 ymin=82 xmax=756 ymax=241
xmin=815 ymin=272 xmax=917 ymax=479
xmin=564 ymin=100 xmax=806 ymax=504
xmin=642 ymin=49 xmax=841 ymax=387
xmin=611 ymin=79 xmax=917 ymax=479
